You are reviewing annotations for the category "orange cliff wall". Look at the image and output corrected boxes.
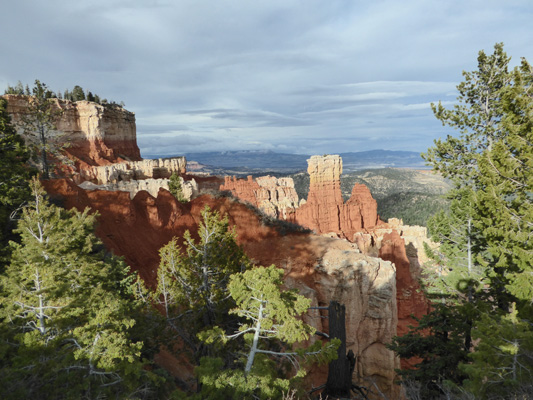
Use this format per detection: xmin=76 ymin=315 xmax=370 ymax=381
xmin=3 ymin=94 xmax=141 ymax=168
xmin=42 ymin=179 xmax=401 ymax=399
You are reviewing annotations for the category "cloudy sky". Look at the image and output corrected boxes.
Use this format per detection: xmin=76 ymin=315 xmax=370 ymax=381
xmin=1 ymin=0 xmax=532 ymax=157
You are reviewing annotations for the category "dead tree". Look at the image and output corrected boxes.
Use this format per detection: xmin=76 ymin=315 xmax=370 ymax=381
xmin=322 ymin=301 xmax=369 ymax=400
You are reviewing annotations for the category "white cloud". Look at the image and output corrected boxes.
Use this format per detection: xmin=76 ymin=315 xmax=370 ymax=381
xmin=1 ymin=0 xmax=532 ymax=156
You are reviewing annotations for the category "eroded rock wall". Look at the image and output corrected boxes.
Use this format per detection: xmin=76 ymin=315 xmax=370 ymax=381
xmin=220 ymin=175 xmax=299 ymax=219
xmin=79 ymin=176 xmax=198 ymax=200
xmin=3 ymin=94 xmax=140 ymax=166
xmin=43 ymin=180 xmax=401 ymax=399
xmin=83 ymin=157 xmax=187 ymax=184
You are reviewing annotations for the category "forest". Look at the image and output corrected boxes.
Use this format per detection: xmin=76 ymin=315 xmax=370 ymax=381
xmin=0 ymin=43 xmax=532 ymax=399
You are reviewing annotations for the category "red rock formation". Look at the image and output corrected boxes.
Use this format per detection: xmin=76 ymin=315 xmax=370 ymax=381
xmin=295 ymin=155 xmax=380 ymax=236
xmin=43 ymin=179 xmax=401 ymax=399
xmin=220 ymin=176 xmax=260 ymax=206
xmin=379 ymin=230 xmax=431 ymax=369
xmin=3 ymin=94 xmax=141 ymax=168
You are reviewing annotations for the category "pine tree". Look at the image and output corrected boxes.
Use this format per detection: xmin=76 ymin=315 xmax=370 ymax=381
xmin=0 ymin=179 xmax=155 ymax=399
xmin=0 ymin=97 xmax=33 ymax=268
xmin=71 ymin=85 xmax=86 ymax=101
xmin=474 ymin=58 xmax=533 ymax=313
xmin=461 ymin=306 xmax=533 ymax=399
xmin=392 ymin=43 xmax=533 ymax=397
xmin=155 ymin=206 xmax=251 ymax=356
xmin=197 ymin=265 xmax=339 ymax=399
xmin=18 ymin=80 xmax=64 ymax=179
xmin=168 ymin=172 xmax=187 ymax=203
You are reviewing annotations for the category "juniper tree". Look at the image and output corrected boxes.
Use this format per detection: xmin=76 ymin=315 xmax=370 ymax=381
xmin=0 ymin=179 xmax=156 ymax=399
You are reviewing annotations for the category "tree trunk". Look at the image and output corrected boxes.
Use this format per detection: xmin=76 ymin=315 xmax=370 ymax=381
xmin=323 ymin=301 xmax=352 ymax=398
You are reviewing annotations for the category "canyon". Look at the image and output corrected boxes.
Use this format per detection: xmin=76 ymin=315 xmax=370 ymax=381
xmin=6 ymin=96 xmax=433 ymax=399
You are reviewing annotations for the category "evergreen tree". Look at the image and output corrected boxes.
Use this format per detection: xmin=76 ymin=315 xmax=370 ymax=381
xmin=197 ymin=265 xmax=339 ymax=399
xmin=0 ymin=179 xmax=156 ymax=399
xmin=18 ymin=80 xmax=64 ymax=179
xmin=71 ymin=85 xmax=86 ymax=101
xmin=155 ymin=206 xmax=251 ymax=357
xmin=461 ymin=307 xmax=533 ymax=399
xmin=197 ymin=265 xmax=340 ymax=399
xmin=3 ymin=81 xmax=25 ymax=95
xmin=392 ymin=43 xmax=533 ymax=397
xmin=168 ymin=172 xmax=187 ymax=202
xmin=0 ymin=98 xmax=33 ymax=268
xmin=86 ymin=91 xmax=95 ymax=102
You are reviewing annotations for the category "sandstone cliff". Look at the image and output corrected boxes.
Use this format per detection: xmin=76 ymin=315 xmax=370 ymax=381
xmin=3 ymin=94 xmax=141 ymax=167
xmin=220 ymin=175 xmax=300 ymax=219
xmin=79 ymin=176 xmax=198 ymax=200
xmin=294 ymin=155 xmax=380 ymax=237
xmin=43 ymin=179 xmax=401 ymax=399
xmin=82 ymin=157 xmax=187 ymax=184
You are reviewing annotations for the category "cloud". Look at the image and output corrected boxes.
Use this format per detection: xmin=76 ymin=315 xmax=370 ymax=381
xmin=1 ymin=0 xmax=532 ymax=156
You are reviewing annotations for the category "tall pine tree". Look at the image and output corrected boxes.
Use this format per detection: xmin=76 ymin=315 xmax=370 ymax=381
xmin=155 ymin=206 xmax=251 ymax=359
xmin=0 ymin=97 xmax=33 ymax=268
xmin=392 ymin=43 xmax=533 ymax=398
xmin=0 ymin=179 xmax=156 ymax=399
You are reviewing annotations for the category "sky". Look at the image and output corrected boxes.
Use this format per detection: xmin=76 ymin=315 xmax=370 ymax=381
xmin=1 ymin=0 xmax=532 ymax=158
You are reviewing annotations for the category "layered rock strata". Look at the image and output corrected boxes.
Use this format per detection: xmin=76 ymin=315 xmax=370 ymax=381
xmin=79 ymin=176 xmax=198 ymax=200
xmin=2 ymin=94 xmax=141 ymax=166
xmin=82 ymin=157 xmax=187 ymax=184
xmin=220 ymin=175 xmax=300 ymax=219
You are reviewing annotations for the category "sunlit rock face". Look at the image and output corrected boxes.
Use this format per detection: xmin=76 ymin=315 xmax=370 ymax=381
xmin=79 ymin=176 xmax=198 ymax=200
xmin=220 ymin=175 xmax=299 ymax=219
xmin=82 ymin=158 xmax=187 ymax=184
xmin=295 ymin=155 xmax=379 ymax=237
xmin=3 ymin=94 xmax=140 ymax=167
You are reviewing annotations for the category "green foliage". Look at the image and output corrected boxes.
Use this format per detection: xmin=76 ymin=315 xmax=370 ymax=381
xmin=4 ymin=81 xmax=25 ymax=95
xmin=4 ymin=81 xmax=118 ymax=106
xmin=18 ymin=80 xmax=65 ymax=179
xmin=0 ymin=97 xmax=34 ymax=268
xmin=194 ymin=356 xmax=295 ymax=400
xmin=388 ymin=300 xmax=473 ymax=399
xmin=70 ymin=85 xmax=86 ymax=101
xmin=461 ymin=307 xmax=533 ymax=399
xmin=378 ymin=191 xmax=449 ymax=227
xmin=0 ymin=179 xmax=157 ymax=399
xmin=168 ymin=172 xmax=187 ymax=203
xmin=197 ymin=265 xmax=339 ymax=399
xmin=392 ymin=43 xmax=533 ymax=398
xmin=155 ymin=206 xmax=251 ymax=358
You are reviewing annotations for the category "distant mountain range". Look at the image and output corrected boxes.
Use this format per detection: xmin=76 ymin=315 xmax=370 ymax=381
xmin=183 ymin=149 xmax=427 ymax=173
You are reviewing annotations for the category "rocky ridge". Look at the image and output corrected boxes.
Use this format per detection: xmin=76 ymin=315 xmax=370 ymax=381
xmin=3 ymin=94 xmax=141 ymax=166
xmin=43 ymin=180 xmax=401 ymax=399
